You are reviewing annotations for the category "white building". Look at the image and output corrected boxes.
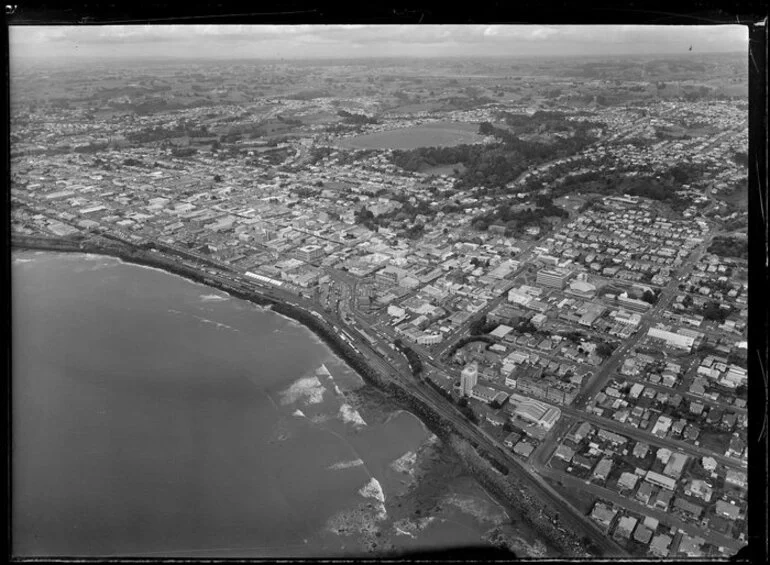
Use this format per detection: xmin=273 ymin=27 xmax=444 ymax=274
xmin=510 ymin=394 xmax=561 ymax=429
xmin=460 ymin=362 xmax=478 ymax=397
xmin=647 ymin=326 xmax=695 ymax=352
xmin=387 ymin=304 xmax=406 ymax=318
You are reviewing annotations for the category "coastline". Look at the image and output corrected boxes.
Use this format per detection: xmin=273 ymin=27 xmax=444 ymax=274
xmin=11 ymin=235 xmax=591 ymax=557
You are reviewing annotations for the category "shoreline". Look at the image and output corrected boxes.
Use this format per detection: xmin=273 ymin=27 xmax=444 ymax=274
xmin=11 ymin=235 xmax=592 ymax=557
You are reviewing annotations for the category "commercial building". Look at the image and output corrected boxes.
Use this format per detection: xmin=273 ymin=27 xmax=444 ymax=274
xmin=416 ymin=333 xmax=442 ymax=346
xmin=647 ymin=326 xmax=695 ymax=352
xmin=509 ymin=394 xmax=561 ymax=429
xmin=568 ymin=277 xmax=597 ymax=298
xmin=471 ymin=384 xmax=505 ymax=404
xmin=294 ymin=243 xmax=324 ymax=262
xmin=536 ymin=267 xmax=572 ymax=289
xmin=618 ymin=292 xmax=651 ymax=312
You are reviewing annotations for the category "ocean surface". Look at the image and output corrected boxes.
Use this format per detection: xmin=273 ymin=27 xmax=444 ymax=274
xmin=12 ymin=251 xmax=543 ymax=558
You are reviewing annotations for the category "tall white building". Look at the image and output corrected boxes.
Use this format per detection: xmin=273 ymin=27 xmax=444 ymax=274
xmin=537 ymin=267 xmax=572 ymax=289
xmin=460 ymin=362 xmax=478 ymax=397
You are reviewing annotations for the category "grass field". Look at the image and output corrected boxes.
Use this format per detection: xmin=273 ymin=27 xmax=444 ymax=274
xmin=339 ymin=121 xmax=482 ymax=150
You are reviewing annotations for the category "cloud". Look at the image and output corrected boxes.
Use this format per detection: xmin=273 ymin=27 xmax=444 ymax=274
xmin=10 ymin=24 xmax=747 ymax=60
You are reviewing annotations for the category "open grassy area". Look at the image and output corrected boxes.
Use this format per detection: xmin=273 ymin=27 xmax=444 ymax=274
xmin=339 ymin=122 xmax=483 ymax=150
xmin=545 ymin=477 xmax=596 ymax=515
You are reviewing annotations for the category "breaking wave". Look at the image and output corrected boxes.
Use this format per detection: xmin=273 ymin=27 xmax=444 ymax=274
xmin=390 ymin=450 xmax=417 ymax=475
xmin=328 ymin=458 xmax=365 ymax=470
xmin=165 ymin=308 xmax=240 ymax=332
xmin=200 ymin=293 xmax=229 ymax=302
xmin=339 ymin=403 xmax=367 ymax=427
xmin=279 ymin=376 xmax=326 ymax=405
xmin=358 ymin=477 xmax=385 ymax=504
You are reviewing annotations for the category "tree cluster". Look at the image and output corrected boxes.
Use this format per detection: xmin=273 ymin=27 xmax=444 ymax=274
xmin=337 ymin=109 xmax=379 ymax=125
xmin=702 ymin=301 xmax=729 ymax=323
xmin=471 ymin=196 xmax=568 ymax=235
xmin=393 ymin=339 xmax=424 ymax=377
xmin=708 ymin=236 xmax=749 ymax=260
xmin=469 ymin=315 xmax=497 ymax=336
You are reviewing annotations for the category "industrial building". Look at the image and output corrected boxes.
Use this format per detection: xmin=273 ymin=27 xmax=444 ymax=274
xmin=508 ymin=394 xmax=561 ymax=429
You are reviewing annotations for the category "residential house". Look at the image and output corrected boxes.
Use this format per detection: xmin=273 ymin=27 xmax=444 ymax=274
xmin=715 ymin=500 xmax=742 ymax=521
xmin=633 ymin=524 xmax=654 ymax=544
xmin=649 ymin=534 xmax=673 ymax=557
xmin=590 ymin=502 xmax=617 ymax=533
xmin=652 ymin=488 xmax=673 ymax=511
xmin=673 ymin=497 xmax=704 ymax=519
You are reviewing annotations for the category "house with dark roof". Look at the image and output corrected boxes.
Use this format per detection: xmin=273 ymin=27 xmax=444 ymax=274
xmin=652 ymin=488 xmax=673 ymax=511
xmin=504 ymin=431 xmax=522 ymax=448
xmin=570 ymin=422 xmax=593 ymax=443
xmin=636 ymin=481 xmax=654 ymax=504
xmin=673 ymin=497 xmax=704 ymax=519
xmin=715 ymin=500 xmax=741 ymax=521
xmin=573 ymin=454 xmax=594 ymax=469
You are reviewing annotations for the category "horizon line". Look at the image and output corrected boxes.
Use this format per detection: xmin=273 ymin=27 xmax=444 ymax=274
xmin=12 ymin=50 xmax=746 ymax=62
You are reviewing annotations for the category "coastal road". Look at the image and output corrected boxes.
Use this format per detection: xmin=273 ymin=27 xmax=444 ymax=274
xmin=320 ymin=300 xmax=628 ymax=556
xmin=339 ymin=337 xmax=629 ymax=556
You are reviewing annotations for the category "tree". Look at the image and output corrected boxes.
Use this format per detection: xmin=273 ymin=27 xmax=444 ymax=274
xmin=642 ymin=289 xmax=657 ymax=304
xmin=702 ymin=301 xmax=728 ymax=322
xmin=596 ymin=342 xmax=615 ymax=358
xmin=468 ymin=316 xmax=486 ymax=336
xmin=213 ymin=174 xmax=223 ymax=182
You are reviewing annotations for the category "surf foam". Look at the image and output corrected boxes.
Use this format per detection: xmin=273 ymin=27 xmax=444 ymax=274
xmin=339 ymin=403 xmax=367 ymax=427
xmin=280 ymin=376 xmax=326 ymax=405
xmin=328 ymin=458 xmax=364 ymax=470
xmin=200 ymin=293 xmax=229 ymax=302
xmin=358 ymin=477 xmax=386 ymax=503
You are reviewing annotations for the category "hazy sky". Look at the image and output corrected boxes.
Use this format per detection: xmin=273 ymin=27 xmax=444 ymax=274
xmin=11 ymin=25 xmax=748 ymax=60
